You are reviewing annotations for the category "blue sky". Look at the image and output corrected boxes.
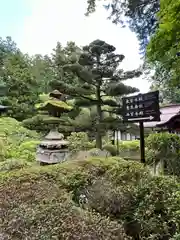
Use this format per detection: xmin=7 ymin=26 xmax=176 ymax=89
xmin=0 ymin=0 xmax=31 ymax=43
xmin=0 ymin=0 xmax=150 ymax=92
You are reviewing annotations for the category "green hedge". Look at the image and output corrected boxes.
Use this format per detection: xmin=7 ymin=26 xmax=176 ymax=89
xmin=0 ymin=157 xmax=179 ymax=239
xmin=103 ymin=144 xmax=117 ymax=156
xmin=146 ymin=133 xmax=180 ymax=176
xmin=0 ymin=117 xmax=40 ymax=162
xmin=67 ymin=132 xmax=95 ymax=152
xmin=6 ymin=140 xmax=40 ymax=162
xmin=119 ymin=140 xmax=140 ymax=152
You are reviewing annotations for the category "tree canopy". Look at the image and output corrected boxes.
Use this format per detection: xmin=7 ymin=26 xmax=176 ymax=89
xmin=52 ymin=39 xmax=141 ymax=148
xmin=146 ymin=0 xmax=180 ymax=103
xmin=0 ymin=36 xmax=142 ymax=143
xmin=86 ymin=0 xmax=159 ymax=53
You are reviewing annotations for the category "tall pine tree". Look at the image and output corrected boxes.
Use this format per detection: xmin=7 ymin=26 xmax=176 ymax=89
xmin=53 ymin=40 xmax=141 ymax=149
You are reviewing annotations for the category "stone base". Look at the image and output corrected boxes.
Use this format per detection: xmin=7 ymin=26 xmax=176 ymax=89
xmin=36 ymin=147 xmax=69 ymax=164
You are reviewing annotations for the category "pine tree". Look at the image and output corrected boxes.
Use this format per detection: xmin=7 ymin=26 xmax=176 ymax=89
xmin=53 ymin=40 xmax=141 ymax=149
xmin=1 ymin=51 xmax=39 ymax=120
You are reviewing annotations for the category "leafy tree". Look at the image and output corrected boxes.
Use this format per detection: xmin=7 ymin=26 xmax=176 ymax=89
xmin=146 ymin=0 xmax=180 ymax=102
xmin=86 ymin=0 xmax=159 ymax=53
xmin=150 ymin=81 xmax=180 ymax=104
xmin=0 ymin=37 xmax=18 ymax=95
xmin=1 ymin=50 xmax=39 ymax=120
xmin=50 ymin=41 xmax=83 ymax=120
xmin=57 ymin=39 xmax=140 ymax=149
xmin=51 ymin=41 xmax=81 ymax=88
xmin=0 ymin=36 xmax=18 ymax=66
xmin=30 ymin=54 xmax=54 ymax=93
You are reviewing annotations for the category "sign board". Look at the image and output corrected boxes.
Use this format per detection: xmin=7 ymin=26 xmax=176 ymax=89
xmin=122 ymin=91 xmax=160 ymax=164
xmin=122 ymin=91 xmax=160 ymax=123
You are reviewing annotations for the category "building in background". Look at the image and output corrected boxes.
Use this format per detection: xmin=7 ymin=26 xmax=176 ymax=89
xmin=143 ymin=104 xmax=180 ymax=133
xmin=113 ymin=104 xmax=180 ymax=141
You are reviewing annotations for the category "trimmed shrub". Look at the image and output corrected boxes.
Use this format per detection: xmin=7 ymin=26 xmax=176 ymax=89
xmin=6 ymin=140 xmax=40 ymax=162
xmin=0 ymin=117 xmax=39 ymax=145
xmin=0 ymin=158 xmax=129 ymax=239
xmin=0 ymin=157 xmax=180 ymax=239
xmin=133 ymin=176 xmax=180 ymax=239
xmin=119 ymin=140 xmax=140 ymax=152
xmin=0 ymin=117 xmax=40 ymax=162
xmin=0 ymin=138 xmax=6 ymax=161
xmin=119 ymin=140 xmax=140 ymax=159
xmin=67 ymin=132 xmax=95 ymax=152
xmin=171 ymin=234 xmax=180 ymax=240
xmin=103 ymin=144 xmax=117 ymax=156
xmin=146 ymin=133 xmax=180 ymax=176
xmin=0 ymin=159 xmax=33 ymax=172
xmin=86 ymin=178 xmax=135 ymax=217
xmin=88 ymin=148 xmax=111 ymax=157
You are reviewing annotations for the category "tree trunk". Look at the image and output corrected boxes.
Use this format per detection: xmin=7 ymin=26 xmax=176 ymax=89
xmin=96 ymin=86 xmax=103 ymax=149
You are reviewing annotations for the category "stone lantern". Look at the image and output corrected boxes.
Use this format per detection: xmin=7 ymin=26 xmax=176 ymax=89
xmin=36 ymin=90 xmax=72 ymax=165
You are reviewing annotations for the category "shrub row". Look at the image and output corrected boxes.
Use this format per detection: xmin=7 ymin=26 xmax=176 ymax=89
xmin=0 ymin=157 xmax=179 ymax=239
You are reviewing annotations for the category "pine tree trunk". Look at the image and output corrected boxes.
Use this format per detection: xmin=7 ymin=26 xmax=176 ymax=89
xmin=96 ymin=86 xmax=103 ymax=149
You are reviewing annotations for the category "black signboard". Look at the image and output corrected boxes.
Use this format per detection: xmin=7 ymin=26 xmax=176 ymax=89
xmin=122 ymin=91 xmax=160 ymax=164
xmin=122 ymin=91 xmax=160 ymax=123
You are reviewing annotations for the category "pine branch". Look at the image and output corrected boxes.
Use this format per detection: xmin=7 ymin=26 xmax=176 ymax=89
xmin=115 ymin=69 xmax=142 ymax=80
xmin=106 ymin=82 xmax=139 ymax=96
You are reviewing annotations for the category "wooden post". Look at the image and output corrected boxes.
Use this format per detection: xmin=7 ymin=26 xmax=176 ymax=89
xmin=139 ymin=121 xmax=145 ymax=163
xmin=116 ymin=131 xmax=119 ymax=155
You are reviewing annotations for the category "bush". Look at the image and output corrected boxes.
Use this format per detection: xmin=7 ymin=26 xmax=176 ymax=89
xmin=0 ymin=159 xmax=32 ymax=172
xmin=6 ymin=140 xmax=40 ymax=162
xmin=0 ymin=117 xmax=40 ymax=145
xmin=88 ymin=148 xmax=111 ymax=157
xmin=86 ymin=179 xmax=135 ymax=218
xmin=18 ymin=140 xmax=40 ymax=162
xmin=103 ymin=144 xmax=117 ymax=156
xmin=133 ymin=176 xmax=180 ymax=239
xmin=118 ymin=140 xmax=140 ymax=159
xmin=0 ymin=117 xmax=40 ymax=162
xmin=146 ymin=133 xmax=180 ymax=176
xmin=67 ymin=132 xmax=95 ymax=152
xmin=119 ymin=140 xmax=140 ymax=152
xmin=0 ymin=138 xmax=6 ymax=161
xmin=0 ymin=158 xmax=129 ymax=239
xmin=171 ymin=234 xmax=180 ymax=240
xmin=0 ymin=157 xmax=180 ymax=239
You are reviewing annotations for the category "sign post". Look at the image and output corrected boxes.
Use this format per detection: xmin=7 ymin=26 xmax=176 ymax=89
xmin=139 ymin=122 xmax=145 ymax=163
xmin=122 ymin=91 xmax=160 ymax=163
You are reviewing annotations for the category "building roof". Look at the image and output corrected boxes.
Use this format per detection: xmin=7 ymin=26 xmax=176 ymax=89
xmin=143 ymin=104 xmax=180 ymax=128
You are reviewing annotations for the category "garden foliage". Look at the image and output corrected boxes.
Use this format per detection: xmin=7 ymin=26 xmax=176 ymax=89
xmin=0 ymin=157 xmax=180 ymax=239
xmin=146 ymin=133 xmax=180 ymax=176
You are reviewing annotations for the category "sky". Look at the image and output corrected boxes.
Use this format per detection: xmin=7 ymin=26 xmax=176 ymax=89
xmin=0 ymin=0 xmax=151 ymax=93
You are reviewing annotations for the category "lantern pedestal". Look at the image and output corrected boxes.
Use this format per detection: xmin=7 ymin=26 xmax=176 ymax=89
xmin=36 ymin=129 xmax=69 ymax=164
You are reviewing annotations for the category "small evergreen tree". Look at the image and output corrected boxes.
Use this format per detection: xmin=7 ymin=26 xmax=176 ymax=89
xmin=53 ymin=40 xmax=141 ymax=149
